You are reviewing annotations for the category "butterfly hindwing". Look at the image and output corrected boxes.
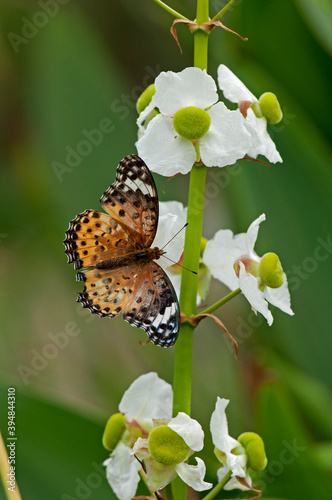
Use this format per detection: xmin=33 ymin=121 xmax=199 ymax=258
xmin=123 ymin=261 xmax=180 ymax=347
xmin=76 ymin=266 xmax=137 ymax=317
xmin=77 ymin=261 xmax=180 ymax=347
xmin=100 ymin=155 xmax=158 ymax=248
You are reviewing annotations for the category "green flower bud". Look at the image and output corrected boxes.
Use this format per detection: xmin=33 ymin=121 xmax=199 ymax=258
xmin=102 ymin=413 xmax=126 ymax=451
xmin=148 ymin=425 xmax=190 ymax=466
xmin=136 ymin=84 xmax=156 ymax=114
xmin=259 ymin=92 xmax=283 ymax=124
xmin=259 ymin=252 xmax=284 ymax=288
xmin=238 ymin=432 xmax=267 ymax=471
xmin=173 ymin=106 xmax=211 ymax=141
xmin=200 ymin=237 xmax=208 ymax=257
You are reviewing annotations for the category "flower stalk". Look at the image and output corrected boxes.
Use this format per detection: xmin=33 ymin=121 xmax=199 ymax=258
xmin=201 ymin=470 xmax=232 ymax=500
xmin=200 ymin=288 xmax=241 ymax=315
xmin=212 ymin=0 xmax=237 ymax=21
xmin=151 ymin=0 xmax=189 ymax=20
xmin=172 ymin=1 xmax=210 ymax=499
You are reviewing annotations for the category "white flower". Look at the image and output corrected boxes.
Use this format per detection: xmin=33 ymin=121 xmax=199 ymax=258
xmin=218 ymin=64 xmax=282 ymax=163
xmin=210 ymin=397 xmax=252 ymax=491
xmin=133 ymin=412 xmax=212 ymax=492
xmin=137 ymin=67 xmax=251 ymax=176
xmin=104 ymin=373 xmax=173 ymax=500
xmin=104 ymin=443 xmax=141 ymax=500
xmin=153 ymin=201 xmax=186 ymax=301
xmin=154 ymin=201 xmax=187 ymax=271
xmin=155 ymin=201 xmax=207 ymax=304
xmin=203 ymin=214 xmax=294 ymax=325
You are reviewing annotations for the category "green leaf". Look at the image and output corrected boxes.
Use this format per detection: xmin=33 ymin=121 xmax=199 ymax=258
xmin=255 ymin=382 xmax=332 ymax=498
xmin=295 ymin=0 xmax=332 ymax=55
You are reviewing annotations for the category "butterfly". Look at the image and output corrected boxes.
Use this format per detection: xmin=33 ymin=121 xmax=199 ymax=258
xmin=64 ymin=154 xmax=180 ymax=347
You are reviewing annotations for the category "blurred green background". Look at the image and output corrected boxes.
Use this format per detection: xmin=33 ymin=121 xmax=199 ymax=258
xmin=0 ymin=0 xmax=331 ymax=498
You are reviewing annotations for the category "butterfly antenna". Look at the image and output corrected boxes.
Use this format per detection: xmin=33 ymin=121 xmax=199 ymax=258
xmin=161 ymin=223 xmax=197 ymax=275
xmin=162 ymin=254 xmax=197 ymax=275
xmin=161 ymin=223 xmax=188 ymax=251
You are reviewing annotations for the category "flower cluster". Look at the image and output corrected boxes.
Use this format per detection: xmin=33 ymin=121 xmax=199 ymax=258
xmin=102 ymin=56 xmax=291 ymax=500
xmin=136 ymin=65 xmax=283 ymax=176
xmin=103 ymin=374 xmax=267 ymax=499
xmin=103 ymin=373 xmax=211 ymax=499
xmin=154 ymin=203 xmax=293 ymax=325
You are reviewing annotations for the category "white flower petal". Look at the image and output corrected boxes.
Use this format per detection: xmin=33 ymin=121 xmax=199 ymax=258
xmin=199 ymin=103 xmax=251 ymax=168
xmin=158 ymin=200 xmax=187 ymax=220
xmin=264 ymin=275 xmax=294 ymax=316
xmin=210 ymin=397 xmax=239 ymax=453
xmin=238 ymin=263 xmax=273 ymax=325
xmin=218 ymin=64 xmax=256 ymax=102
xmin=168 ymin=412 xmax=204 ymax=451
xmin=154 ymin=201 xmax=187 ymax=267
xmin=131 ymin=437 xmax=149 ymax=460
xmin=225 ymin=451 xmax=247 ymax=477
xmin=246 ymin=213 xmax=265 ymax=257
xmin=136 ymin=114 xmax=196 ymax=176
xmin=217 ymin=465 xmax=252 ymax=491
xmin=244 ymin=110 xmax=282 ymax=163
xmin=154 ymin=67 xmax=218 ymax=116
xmin=203 ymin=230 xmax=247 ymax=290
xmin=119 ymin=372 xmax=172 ymax=421
xmin=104 ymin=442 xmax=141 ymax=500
xmin=175 ymin=458 xmax=212 ymax=491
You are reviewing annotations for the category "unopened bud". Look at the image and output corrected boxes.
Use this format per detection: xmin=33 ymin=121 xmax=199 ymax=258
xmin=103 ymin=413 xmax=126 ymax=451
xmin=137 ymin=84 xmax=156 ymax=114
xmin=238 ymin=432 xmax=267 ymax=471
xmin=259 ymin=252 xmax=284 ymax=288
xmin=259 ymin=92 xmax=283 ymax=124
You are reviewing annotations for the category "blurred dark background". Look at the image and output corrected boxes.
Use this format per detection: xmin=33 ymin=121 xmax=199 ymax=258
xmin=0 ymin=0 xmax=331 ymax=498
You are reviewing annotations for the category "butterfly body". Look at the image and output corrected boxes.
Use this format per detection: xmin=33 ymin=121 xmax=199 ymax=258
xmin=64 ymin=155 xmax=180 ymax=347
xmin=95 ymin=247 xmax=164 ymax=270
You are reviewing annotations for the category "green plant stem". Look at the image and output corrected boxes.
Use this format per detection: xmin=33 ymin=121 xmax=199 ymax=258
xmin=152 ymin=0 xmax=189 ymax=20
xmin=163 ymin=482 xmax=174 ymax=500
xmin=200 ymin=288 xmax=241 ymax=315
xmin=171 ymin=2 xmax=209 ymax=500
xmin=194 ymin=0 xmax=209 ymax=69
xmin=212 ymin=0 xmax=237 ymax=21
xmin=172 ymin=165 xmax=207 ymax=419
xmin=201 ymin=470 xmax=232 ymax=500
